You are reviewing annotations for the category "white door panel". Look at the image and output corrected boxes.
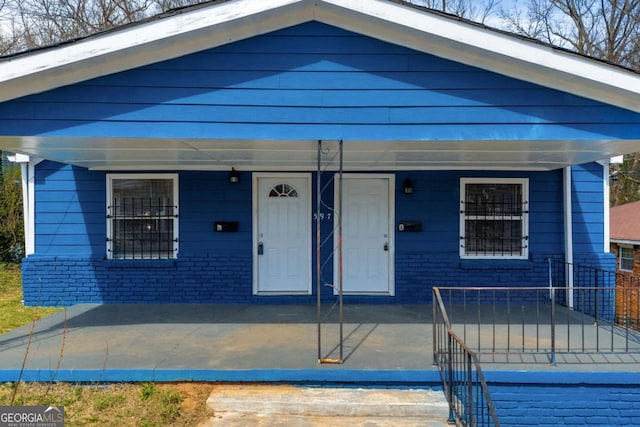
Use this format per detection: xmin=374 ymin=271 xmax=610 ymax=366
xmin=256 ymin=175 xmax=311 ymax=294
xmin=337 ymin=176 xmax=393 ymax=295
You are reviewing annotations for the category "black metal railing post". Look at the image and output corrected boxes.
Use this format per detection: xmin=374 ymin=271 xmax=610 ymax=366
xmin=550 ymin=286 xmax=556 ymax=366
xmin=447 ymin=333 xmax=455 ymax=424
xmin=467 ymin=352 xmax=474 ymax=427
xmin=594 ymin=269 xmax=599 ymax=327
xmin=433 ymin=295 xmax=438 ymax=366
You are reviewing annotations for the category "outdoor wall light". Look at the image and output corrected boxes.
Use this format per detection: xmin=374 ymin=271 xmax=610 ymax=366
xmin=229 ymin=168 xmax=239 ymax=184
xmin=403 ymin=178 xmax=414 ymax=194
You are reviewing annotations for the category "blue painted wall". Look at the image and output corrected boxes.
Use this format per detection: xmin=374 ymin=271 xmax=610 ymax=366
xmin=21 ymin=160 xmax=613 ymax=306
xmin=0 ymin=23 xmax=637 ymax=141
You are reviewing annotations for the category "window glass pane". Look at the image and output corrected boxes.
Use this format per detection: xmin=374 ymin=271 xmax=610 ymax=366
xmin=109 ymin=177 xmax=176 ymax=260
xmin=465 ymin=220 xmax=523 ymax=256
xmin=112 ymin=179 xmax=174 ymax=216
xmin=465 ymin=183 xmax=522 ymax=216
xmin=112 ymin=219 xmax=174 ymax=259
xmin=269 ymin=183 xmax=298 ymax=198
xmin=462 ymin=180 xmax=526 ymax=258
xmin=621 ymin=247 xmax=634 ymax=271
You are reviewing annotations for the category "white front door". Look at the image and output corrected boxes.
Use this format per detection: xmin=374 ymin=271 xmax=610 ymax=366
xmin=254 ymin=174 xmax=311 ymax=294
xmin=336 ymin=175 xmax=394 ymax=295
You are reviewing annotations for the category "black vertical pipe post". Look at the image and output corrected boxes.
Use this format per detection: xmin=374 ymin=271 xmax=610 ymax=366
xmin=467 ymin=352 xmax=474 ymax=427
xmin=550 ymin=287 xmax=556 ymax=366
xmin=338 ymin=139 xmax=344 ymax=362
xmin=316 ymin=140 xmax=322 ymax=362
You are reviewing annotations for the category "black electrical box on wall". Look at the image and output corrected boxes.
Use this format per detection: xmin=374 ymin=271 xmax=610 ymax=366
xmin=398 ymin=221 xmax=422 ymax=232
xmin=215 ymin=221 xmax=239 ymax=232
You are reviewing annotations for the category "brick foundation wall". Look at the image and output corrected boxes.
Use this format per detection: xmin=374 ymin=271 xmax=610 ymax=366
xmin=20 ymin=252 xmax=595 ymax=306
xmin=489 ymin=372 xmax=640 ymax=427
xmin=22 ymin=255 xmax=253 ymax=306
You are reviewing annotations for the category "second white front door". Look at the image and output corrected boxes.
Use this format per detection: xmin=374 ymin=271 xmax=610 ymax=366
xmin=336 ymin=175 xmax=394 ymax=295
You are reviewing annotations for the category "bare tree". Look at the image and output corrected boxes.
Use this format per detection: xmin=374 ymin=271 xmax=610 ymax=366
xmin=501 ymin=0 xmax=640 ymax=68
xmin=404 ymin=0 xmax=500 ymax=23
xmin=11 ymin=0 xmax=156 ymax=49
xmin=611 ymin=158 xmax=640 ymax=206
xmin=0 ymin=0 xmax=205 ymax=54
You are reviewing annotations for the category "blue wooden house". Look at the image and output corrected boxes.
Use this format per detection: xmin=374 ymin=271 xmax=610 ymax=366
xmin=1 ymin=0 xmax=639 ymax=306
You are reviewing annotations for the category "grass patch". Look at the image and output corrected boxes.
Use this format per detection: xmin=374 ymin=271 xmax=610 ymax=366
xmin=0 ymin=382 xmax=206 ymax=426
xmin=0 ymin=266 xmax=60 ymax=334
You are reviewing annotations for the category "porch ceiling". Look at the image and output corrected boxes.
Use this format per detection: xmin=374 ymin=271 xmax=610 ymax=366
xmin=2 ymin=136 xmax=636 ymax=171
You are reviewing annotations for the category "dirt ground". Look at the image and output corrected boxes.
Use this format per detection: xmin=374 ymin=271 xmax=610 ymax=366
xmin=167 ymin=382 xmax=216 ymax=426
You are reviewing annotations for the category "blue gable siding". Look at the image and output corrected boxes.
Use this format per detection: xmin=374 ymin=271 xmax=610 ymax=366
xmin=0 ymin=23 xmax=638 ymax=141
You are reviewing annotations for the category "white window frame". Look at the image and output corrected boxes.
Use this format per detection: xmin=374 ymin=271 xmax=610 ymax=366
xmin=106 ymin=173 xmax=179 ymax=260
xmin=459 ymin=177 xmax=529 ymax=260
xmin=619 ymin=245 xmax=634 ymax=272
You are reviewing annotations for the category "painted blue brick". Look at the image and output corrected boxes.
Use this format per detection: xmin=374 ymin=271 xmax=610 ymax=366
xmin=491 ymin=383 xmax=640 ymax=427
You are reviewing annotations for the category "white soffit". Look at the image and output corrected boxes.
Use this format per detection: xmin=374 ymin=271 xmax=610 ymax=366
xmin=0 ymin=0 xmax=638 ymax=112
xmin=0 ymin=137 xmax=637 ymax=171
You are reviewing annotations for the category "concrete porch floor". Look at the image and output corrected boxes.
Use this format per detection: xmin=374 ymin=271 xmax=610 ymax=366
xmin=0 ymin=304 xmax=437 ymax=383
xmin=1 ymin=304 xmax=639 ymax=383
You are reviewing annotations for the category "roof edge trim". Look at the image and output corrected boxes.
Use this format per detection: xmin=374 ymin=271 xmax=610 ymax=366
xmin=0 ymin=0 xmax=638 ymax=112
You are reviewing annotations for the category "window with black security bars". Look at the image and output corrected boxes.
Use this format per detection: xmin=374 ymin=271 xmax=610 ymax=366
xmin=461 ymin=181 xmax=528 ymax=258
xmin=107 ymin=177 xmax=178 ymax=260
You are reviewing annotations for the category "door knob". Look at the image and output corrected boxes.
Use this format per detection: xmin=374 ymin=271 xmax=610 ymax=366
xmin=384 ymin=242 xmax=389 ymax=251
xmin=258 ymin=242 xmax=264 ymax=255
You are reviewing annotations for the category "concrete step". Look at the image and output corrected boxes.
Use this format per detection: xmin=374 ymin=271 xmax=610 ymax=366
xmin=200 ymin=413 xmax=451 ymax=426
xmin=201 ymin=384 xmax=451 ymax=426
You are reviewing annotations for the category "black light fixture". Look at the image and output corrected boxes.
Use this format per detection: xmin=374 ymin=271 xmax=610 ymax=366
xmin=229 ymin=168 xmax=239 ymax=184
xmin=403 ymin=178 xmax=413 ymax=194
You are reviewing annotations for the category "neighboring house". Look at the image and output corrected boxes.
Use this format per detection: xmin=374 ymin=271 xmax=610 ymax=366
xmin=0 ymin=0 xmax=639 ymax=306
xmin=610 ymin=200 xmax=640 ymax=327
xmin=610 ymin=200 xmax=640 ymax=275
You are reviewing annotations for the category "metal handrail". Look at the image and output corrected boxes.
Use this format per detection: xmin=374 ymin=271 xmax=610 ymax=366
xmin=434 ymin=261 xmax=640 ymax=366
xmin=433 ymin=288 xmax=501 ymax=427
xmin=548 ymin=259 xmax=640 ymax=332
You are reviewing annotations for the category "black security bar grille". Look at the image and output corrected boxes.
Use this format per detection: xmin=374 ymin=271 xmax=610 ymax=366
xmin=107 ymin=197 xmax=178 ymax=259
xmin=461 ymin=183 xmax=528 ymax=257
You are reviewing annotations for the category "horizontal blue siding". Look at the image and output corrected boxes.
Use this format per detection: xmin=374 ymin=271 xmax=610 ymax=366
xmin=27 ymin=161 xmax=611 ymax=305
xmin=571 ymin=163 xmax=605 ymax=253
xmin=25 ymin=87 xmax=603 ymax=107
xmin=7 ymin=104 xmax=636 ymax=125
xmin=34 ymin=161 xmax=105 ymax=256
xmin=1 ymin=23 xmax=637 ymax=141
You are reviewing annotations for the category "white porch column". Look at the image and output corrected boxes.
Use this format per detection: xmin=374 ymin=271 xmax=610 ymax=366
xmin=7 ymin=154 xmax=39 ymax=257
xmin=564 ymin=166 xmax=574 ymax=308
